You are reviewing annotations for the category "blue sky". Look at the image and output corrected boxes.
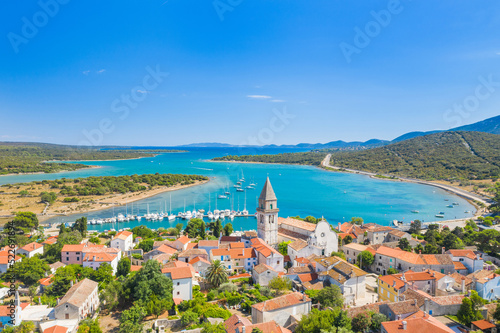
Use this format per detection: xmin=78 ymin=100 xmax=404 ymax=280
xmin=1 ymin=0 xmax=500 ymax=146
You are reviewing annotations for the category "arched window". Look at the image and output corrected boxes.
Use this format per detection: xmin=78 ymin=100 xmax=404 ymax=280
xmin=270 ymin=204 xmax=273 ymax=209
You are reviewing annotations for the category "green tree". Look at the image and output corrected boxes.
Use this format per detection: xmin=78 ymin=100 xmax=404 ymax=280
xmin=132 ymin=225 xmax=155 ymax=239
xmin=146 ymin=294 xmax=170 ymax=318
xmin=316 ymin=285 xmax=343 ymax=309
xmin=408 ymin=220 xmax=422 ymax=235
xmin=398 ymin=238 xmax=412 ymax=252
xmin=175 ymin=223 xmax=184 ymax=233
xmin=92 ymin=263 xmax=113 ymax=284
xmin=213 ymin=219 xmax=223 ymax=237
xmin=202 ymin=322 xmax=227 ymax=333
xmin=40 ymin=191 xmax=57 ymax=204
xmin=11 ymin=211 xmax=39 ymax=231
xmin=117 ymin=257 xmax=131 ymax=277
xmin=278 ymin=241 xmax=291 ymax=255
xmin=357 ymin=251 xmax=374 ymax=269
xmin=18 ymin=190 xmax=29 ymax=197
xmin=101 ymin=279 xmax=123 ymax=312
xmin=251 ymin=328 xmax=264 ymax=333
xmin=268 ymin=276 xmax=292 ymax=293
xmin=331 ymin=251 xmax=346 ymax=260
xmin=124 ymin=260 xmax=173 ymax=307
xmin=387 ymin=268 xmax=398 ymax=274
xmin=493 ymin=303 xmax=500 ymax=322
xmin=72 ymin=217 xmax=88 ymax=237
xmin=77 ymin=319 xmax=102 ymax=333
xmin=181 ymin=310 xmax=198 ymax=326
xmin=296 ymin=309 xmax=350 ymax=333
xmin=10 ymin=255 xmax=49 ymax=286
xmin=223 ymin=223 xmax=233 ymax=236
xmin=350 ymin=217 xmax=364 ymax=225
xmin=351 ymin=312 xmax=371 ymax=333
xmin=370 ymin=313 xmax=388 ymax=331
xmin=343 ymin=235 xmax=353 ymax=245
xmin=138 ymin=239 xmax=154 ymax=252
xmin=206 ymin=260 xmax=228 ymax=287
xmin=119 ymin=304 xmax=146 ymax=333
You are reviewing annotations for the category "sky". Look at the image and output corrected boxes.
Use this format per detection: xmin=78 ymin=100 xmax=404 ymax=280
xmin=1 ymin=0 xmax=500 ymax=146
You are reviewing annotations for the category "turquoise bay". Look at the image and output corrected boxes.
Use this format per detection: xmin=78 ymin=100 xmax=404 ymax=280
xmin=0 ymin=148 xmax=476 ymax=231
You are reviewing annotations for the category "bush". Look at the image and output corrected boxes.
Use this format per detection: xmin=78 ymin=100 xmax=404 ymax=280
xmin=218 ymin=283 xmax=237 ymax=293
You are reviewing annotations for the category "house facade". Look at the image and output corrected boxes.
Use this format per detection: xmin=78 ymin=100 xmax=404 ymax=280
xmin=54 ymin=279 xmax=99 ymax=322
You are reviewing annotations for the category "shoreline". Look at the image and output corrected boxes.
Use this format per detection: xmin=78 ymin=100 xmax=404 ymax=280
xmin=319 ymin=154 xmax=488 ymax=223
xmin=0 ymin=165 xmax=102 ymax=178
xmin=37 ymin=178 xmax=210 ymax=225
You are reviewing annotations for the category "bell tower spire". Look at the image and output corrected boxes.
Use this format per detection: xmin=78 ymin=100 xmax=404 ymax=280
xmin=257 ymin=177 xmax=279 ymax=247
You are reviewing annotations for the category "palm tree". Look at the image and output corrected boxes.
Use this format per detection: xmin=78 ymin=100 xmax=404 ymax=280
xmin=206 ymin=260 xmax=228 ymax=287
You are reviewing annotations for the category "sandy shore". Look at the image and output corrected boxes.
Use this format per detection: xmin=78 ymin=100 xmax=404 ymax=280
xmin=37 ymin=179 xmax=210 ymax=224
xmin=0 ymin=165 xmax=102 ymax=178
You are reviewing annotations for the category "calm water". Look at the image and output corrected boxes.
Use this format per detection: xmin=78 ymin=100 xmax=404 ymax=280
xmin=0 ymin=147 xmax=476 ymax=231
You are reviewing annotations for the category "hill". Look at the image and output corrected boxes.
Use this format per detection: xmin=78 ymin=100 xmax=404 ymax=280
xmin=328 ymin=131 xmax=500 ymax=180
xmin=0 ymin=142 xmax=183 ymax=175
xmin=452 ymin=115 xmax=500 ymax=134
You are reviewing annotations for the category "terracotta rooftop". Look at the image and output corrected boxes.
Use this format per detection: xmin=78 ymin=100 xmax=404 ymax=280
xmin=253 ymin=263 xmax=276 ymax=274
xmin=176 ymin=235 xmax=191 ymax=244
xmin=347 ymin=301 xmax=389 ymax=318
xmin=20 ymin=242 xmax=43 ymax=252
xmin=198 ymin=240 xmax=219 ymax=247
xmin=229 ymin=273 xmax=252 ymax=280
xmin=252 ymin=292 xmax=310 ymax=312
xmin=386 ymin=300 xmax=420 ymax=315
xmin=179 ymin=248 xmax=208 ymax=257
xmin=56 ymin=278 xmax=98 ymax=308
xmin=224 ymin=314 xmax=251 ymax=333
xmin=229 ymin=242 xmax=245 ymax=249
xmin=381 ymin=315 xmax=454 ymax=333
xmin=389 ymin=229 xmax=408 ymax=238
xmin=453 ymin=261 xmax=467 ymax=271
xmin=49 ymin=261 xmax=65 ymax=270
xmin=83 ymin=252 xmax=117 ymax=262
xmin=447 ymin=249 xmax=477 ymax=260
xmin=130 ymin=265 xmax=142 ymax=272
xmin=278 ymin=217 xmax=316 ymax=232
xmin=277 ymin=227 xmax=308 ymax=241
xmin=472 ymin=319 xmax=496 ymax=330
xmin=114 ymin=230 xmax=133 ymax=240
xmin=189 ymin=256 xmax=211 ymax=265
xmin=39 ymin=275 xmax=54 ymax=286
xmin=43 ymin=326 xmax=68 ymax=333
xmin=156 ymin=244 xmax=178 ymax=254
xmin=61 ymin=244 xmax=85 ymax=252
xmin=251 ymin=238 xmax=281 ymax=258
xmin=244 ymin=321 xmax=292 ymax=333
xmin=288 ymin=239 xmax=308 ymax=251
xmin=162 ymin=266 xmax=194 ymax=279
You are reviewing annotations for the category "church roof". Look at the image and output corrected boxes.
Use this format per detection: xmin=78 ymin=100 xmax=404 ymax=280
xmin=259 ymin=177 xmax=277 ymax=201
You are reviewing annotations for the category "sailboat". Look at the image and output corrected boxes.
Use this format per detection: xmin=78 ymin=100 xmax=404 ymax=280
xmin=208 ymin=193 xmax=214 ymax=220
xmin=242 ymin=191 xmax=248 ymax=215
xmin=168 ymin=194 xmax=176 ymax=221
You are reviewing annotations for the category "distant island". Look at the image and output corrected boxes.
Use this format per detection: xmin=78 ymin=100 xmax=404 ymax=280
xmin=212 ymin=151 xmax=326 ymax=166
xmin=0 ymin=173 xmax=208 ymax=224
xmin=0 ymin=142 xmax=186 ymax=175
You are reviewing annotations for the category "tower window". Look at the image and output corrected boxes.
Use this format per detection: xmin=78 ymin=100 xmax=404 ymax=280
xmin=270 ymin=204 xmax=273 ymax=209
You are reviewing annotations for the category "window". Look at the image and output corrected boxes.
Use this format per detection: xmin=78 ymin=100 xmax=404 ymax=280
xmin=346 ymin=250 xmax=349 ymax=254
xmin=76 ymin=252 xmax=80 ymax=255
xmin=441 ymin=269 xmax=444 ymax=273
xmin=177 ymin=292 xmax=180 ymax=295
xmin=270 ymin=204 xmax=273 ymax=209
xmin=277 ymin=261 xmax=280 ymax=265
xmin=76 ymin=257 xmax=79 ymax=261
xmin=177 ymin=282 xmax=180 ymax=286
xmin=66 ymin=257 xmax=69 ymax=261
xmin=459 ymin=258 xmax=464 ymax=262
xmin=390 ymin=259 xmax=392 ymax=262
xmin=65 ymin=314 xmax=69 ymax=319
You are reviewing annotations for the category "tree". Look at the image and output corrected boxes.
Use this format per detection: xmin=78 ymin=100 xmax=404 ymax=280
xmin=202 ymin=322 xmax=227 ymax=333
xmin=408 ymin=220 xmax=422 ymax=235
xmin=146 ymin=294 xmax=170 ymax=318
xmin=40 ymin=191 xmax=57 ymax=204
xmin=296 ymin=309 xmax=350 ymax=333
xmin=138 ymin=239 xmax=154 ymax=252
xmin=11 ymin=211 xmax=39 ymax=230
xmin=77 ymin=319 xmax=102 ymax=333
xmin=251 ymin=328 xmax=263 ymax=333
xmin=92 ymin=263 xmax=113 ymax=284
xmin=19 ymin=190 xmax=29 ymax=197
xmin=89 ymin=236 xmax=100 ymax=244
xmin=175 ymin=223 xmax=184 ymax=233
xmin=387 ymin=268 xmax=398 ymax=274
xmin=457 ymin=292 xmax=484 ymax=326
xmin=331 ymin=251 xmax=346 ymax=260
xmin=213 ymin=219 xmax=223 ymax=237
xmin=117 ymin=257 xmax=131 ymax=277
xmin=206 ymin=260 xmax=228 ymax=287
xmin=132 ymin=225 xmax=155 ymax=239
xmin=125 ymin=260 xmax=173 ymax=307
xmin=316 ymin=285 xmax=343 ymax=309
xmin=351 ymin=312 xmax=371 ymax=333
xmin=343 ymin=235 xmax=353 ymax=245
xmin=72 ymin=217 xmax=88 ymax=237
xmin=370 ymin=313 xmax=388 ymax=331
xmin=101 ymin=279 xmax=123 ymax=312
xmin=10 ymin=255 xmax=49 ymax=286
xmin=119 ymin=304 xmax=146 ymax=333
xmin=398 ymin=238 xmax=412 ymax=252
xmin=357 ymin=251 xmax=374 ymax=269
xmin=278 ymin=241 xmax=291 ymax=255
xmin=223 ymin=223 xmax=233 ymax=236
xmin=350 ymin=217 xmax=363 ymax=225
xmin=442 ymin=232 xmax=464 ymax=250
xmin=268 ymin=276 xmax=292 ymax=293
xmin=493 ymin=303 xmax=500 ymax=322
xmin=181 ymin=310 xmax=198 ymax=326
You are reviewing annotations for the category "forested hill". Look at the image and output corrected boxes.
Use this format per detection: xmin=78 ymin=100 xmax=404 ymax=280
xmin=329 ymin=131 xmax=500 ymax=180
xmin=0 ymin=142 xmax=184 ymax=175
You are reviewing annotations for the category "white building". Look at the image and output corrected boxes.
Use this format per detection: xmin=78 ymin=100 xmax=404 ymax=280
xmin=251 ymin=292 xmax=311 ymax=327
xmin=446 ymin=249 xmax=483 ymax=274
xmin=54 ymin=279 xmax=99 ymax=322
xmin=251 ymin=238 xmax=284 ymax=272
xmin=110 ymin=231 xmax=134 ymax=252
xmin=162 ymin=266 xmax=194 ymax=301
xmin=82 ymin=252 xmax=119 ymax=275
xmin=17 ymin=242 xmax=44 ymax=258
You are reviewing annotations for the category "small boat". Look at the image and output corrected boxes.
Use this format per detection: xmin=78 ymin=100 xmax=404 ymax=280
xmin=452 ymin=202 xmax=459 ymax=205
xmin=435 ymin=214 xmax=445 ymax=218
xmin=464 ymin=210 xmax=471 ymax=213
xmin=224 ymin=191 xmax=231 ymax=195
xmin=237 ymin=181 xmax=242 ymax=185
xmin=446 ymin=205 xmax=454 ymax=208
xmin=236 ymin=188 xmax=244 ymax=192
xmin=234 ymin=185 xmax=241 ymax=188
xmin=439 ymin=211 xmax=445 ymax=214
xmin=411 ymin=210 xmax=419 ymax=213
xmin=218 ymin=194 xmax=228 ymax=199
xmin=246 ymin=186 xmax=254 ymax=189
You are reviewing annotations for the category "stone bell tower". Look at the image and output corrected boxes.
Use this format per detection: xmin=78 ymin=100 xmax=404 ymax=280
xmin=256 ymin=177 xmax=279 ymax=247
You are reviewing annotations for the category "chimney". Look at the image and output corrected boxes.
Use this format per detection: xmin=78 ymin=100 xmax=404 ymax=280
xmin=93 ymin=256 xmax=96 ymax=261
xmin=441 ymin=247 xmax=445 ymax=254
xmin=70 ymin=280 xmax=74 ymax=287
xmin=476 ymin=254 xmax=480 ymax=260
xmin=424 ymin=298 xmax=429 ymax=314
xmin=303 ymin=293 xmax=306 ymax=302
xmin=402 ymin=321 xmax=407 ymax=330
xmin=393 ymin=280 xmax=396 ymax=287
xmin=338 ymin=222 xmax=341 ymax=231
xmin=461 ymin=277 xmax=466 ymax=293
xmin=419 ymin=250 xmax=422 ymax=254
xmin=241 ymin=327 xmax=246 ymax=333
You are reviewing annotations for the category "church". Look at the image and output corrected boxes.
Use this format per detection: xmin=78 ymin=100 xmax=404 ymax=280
xmin=256 ymin=177 xmax=338 ymax=259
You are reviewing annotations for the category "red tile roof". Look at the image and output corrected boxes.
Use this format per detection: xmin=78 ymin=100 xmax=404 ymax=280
xmin=252 ymin=292 xmax=310 ymax=312
xmin=20 ymin=242 xmax=43 ymax=252
xmin=472 ymin=319 xmax=496 ymax=330
xmin=198 ymin=240 xmax=219 ymax=247
xmin=43 ymin=326 xmax=68 ymax=333
xmin=114 ymin=230 xmax=133 ymax=240
xmin=224 ymin=314 xmax=252 ymax=333
xmin=39 ymin=275 xmax=54 ymax=286
xmin=162 ymin=266 xmax=194 ymax=279
xmin=176 ymin=235 xmax=191 ymax=244
xmin=61 ymin=244 xmax=85 ymax=252
xmin=278 ymin=217 xmax=316 ymax=232
xmin=244 ymin=321 xmax=292 ymax=333
xmin=229 ymin=273 xmax=252 ymax=280
xmin=83 ymin=252 xmax=117 ymax=262
xmin=251 ymin=238 xmax=281 ymax=258
xmin=381 ymin=315 xmax=454 ymax=333
xmin=189 ymin=256 xmax=211 ymax=265
xmin=453 ymin=261 xmax=467 ymax=270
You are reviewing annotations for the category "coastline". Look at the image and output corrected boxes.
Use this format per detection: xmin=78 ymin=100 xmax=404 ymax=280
xmin=36 ymin=178 xmax=210 ymax=225
xmin=0 ymin=165 xmax=102 ymax=178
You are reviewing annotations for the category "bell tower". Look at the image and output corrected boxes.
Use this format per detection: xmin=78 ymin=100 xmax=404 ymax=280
xmin=257 ymin=177 xmax=279 ymax=247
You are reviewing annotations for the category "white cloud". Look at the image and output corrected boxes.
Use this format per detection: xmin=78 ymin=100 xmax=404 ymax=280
xmin=82 ymin=70 xmax=90 ymax=75
xmin=137 ymin=90 xmax=149 ymax=94
xmin=247 ymin=95 xmax=272 ymax=99
xmin=97 ymin=69 xmax=106 ymax=74
xmin=271 ymin=99 xmax=285 ymax=103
